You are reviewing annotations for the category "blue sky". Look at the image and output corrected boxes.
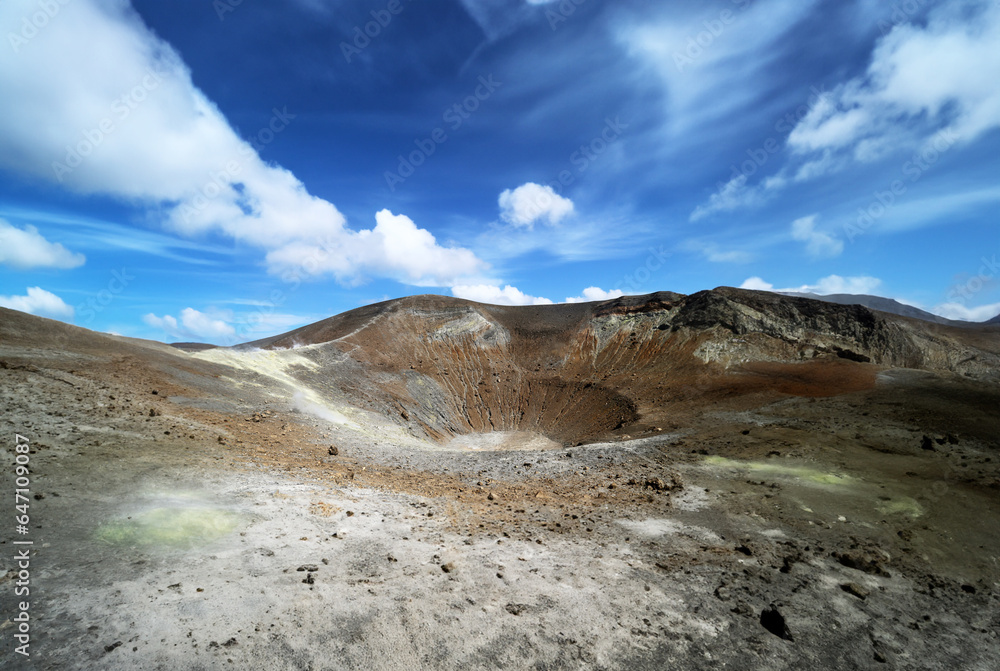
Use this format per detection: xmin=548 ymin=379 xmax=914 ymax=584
xmin=0 ymin=0 xmax=998 ymax=344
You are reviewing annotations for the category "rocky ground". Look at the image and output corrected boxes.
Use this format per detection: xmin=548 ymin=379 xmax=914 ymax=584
xmin=1 ymin=291 xmax=998 ymax=670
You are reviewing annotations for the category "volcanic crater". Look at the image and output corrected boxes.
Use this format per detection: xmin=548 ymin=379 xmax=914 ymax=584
xmin=238 ymin=287 xmax=999 ymax=447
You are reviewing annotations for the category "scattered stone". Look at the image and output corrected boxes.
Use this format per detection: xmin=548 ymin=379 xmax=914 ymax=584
xmin=302 ymin=573 xmax=315 ymax=585
xmin=833 ymin=551 xmax=890 ymax=577
xmin=148 ymin=408 xmax=159 ymax=417
xmin=33 ymin=493 xmax=44 ymax=500
xmin=387 ymin=554 xmax=398 ymax=563
xmin=296 ymin=565 xmax=319 ymax=572
xmin=505 ymin=603 xmax=529 ymax=616
xmin=441 ymin=562 xmax=456 ymax=573
xmin=105 ymin=641 xmax=123 ymax=653
xmin=946 ymin=433 xmax=959 ymax=445
xmin=961 ymin=584 xmax=977 ymax=594
xmin=760 ymin=604 xmax=793 ymax=641
xmin=920 ymin=435 xmax=935 ymax=451
xmin=328 ymin=446 xmax=339 ymax=456
xmin=778 ymin=554 xmax=799 ymax=574
xmin=637 ymin=472 xmax=683 ymax=492
xmin=735 ymin=544 xmax=753 ymax=556
xmin=841 ymin=582 xmax=869 ymax=600
xmin=346 ymin=511 xmax=354 ymax=517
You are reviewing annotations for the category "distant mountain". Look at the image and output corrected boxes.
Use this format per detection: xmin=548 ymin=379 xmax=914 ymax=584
xmin=169 ymin=342 xmax=217 ymax=352
xmin=778 ymin=293 xmax=984 ymax=326
xmin=987 ymin=313 xmax=1000 ymax=325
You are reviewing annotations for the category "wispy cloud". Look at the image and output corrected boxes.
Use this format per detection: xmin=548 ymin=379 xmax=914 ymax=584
xmin=620 ymin=0 xmax=820 ymax=138
xmin=691 ymin=175 xmax=771 ymax=221
xmin=0 ymin=207 xmax=230 ymax=265
xmin=682 ymin=239 xmax=753 ymax=264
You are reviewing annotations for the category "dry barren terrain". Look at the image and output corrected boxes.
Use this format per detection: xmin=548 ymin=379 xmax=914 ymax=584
xmin=1 ymin=288 xmax=998 ymax=669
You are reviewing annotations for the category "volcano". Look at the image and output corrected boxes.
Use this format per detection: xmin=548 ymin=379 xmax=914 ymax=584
xmin=2 ymin=287 xmax=999 ymax=670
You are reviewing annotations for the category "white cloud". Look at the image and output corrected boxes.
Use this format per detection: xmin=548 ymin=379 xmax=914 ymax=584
xmin=144 ymin=306 xmax=317 ymax=343
xmin=144 ymin=307 xmax=236 ymax=341
xmin=265 ymin=209 xmax=485 ymax=286
xmin=451 ymin=284 xmax=553 ymax=306
xmin=143 ymin=313 xmax=179 ymax=333
xmin=933 ymin=301 xmax=1000 ymax=322
xmin=790 ymin=214 xmax=843 ymax=257
xmin=787 ymin=2 xmax=1000 ymax=169
xmin=498 ymin=182 xmax=574 ymax=229
xmin=740 ymin=274 xmax=882 ymax=295
xmin=0 ymin=0 xmax=483 ymax=287
xmin=690 ymin=175 xmax=768 ymax=221
xmin=739 ymin=277 xmax=776 ymax=291
xmin=0 ymin=219 xmax=85 ymax=269
xmin=565 ymin=287 xmax=625 ymax=303
xmin=0 ymin=286 xmax=74 ymax=320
